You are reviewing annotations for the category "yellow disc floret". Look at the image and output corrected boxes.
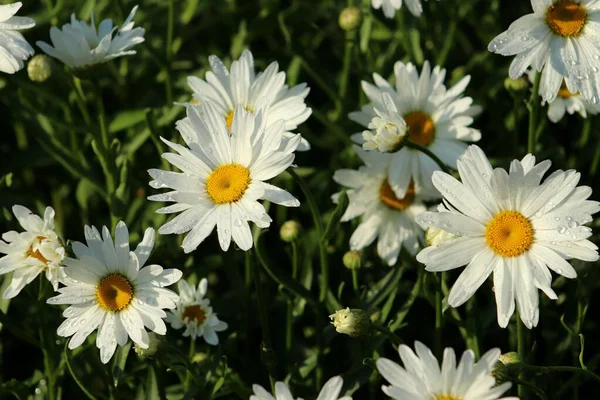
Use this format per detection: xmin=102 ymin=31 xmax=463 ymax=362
xmin=557 ymin=80 xmax=577 ymax=98
xmin=379 ymin=181 xmax=415 ymax=211
xmin=206 ymin=163 xmax=251 ymax=204
xmin=485 ymin=211 xmax=534 ymax=258
xmin=96 ymin=274 xmax=134 ymax=312
xmin=404 ymin=111 xmax=436 ymax=147
xmin=225 ymin=110 xmax=235 ymax=131
xmin=435 ymin=395 xmax=462 ymax=400
xmin=546 ymin=1 xmax=587 ymax=37
xmin=182 ymin=305 xmax=206 ymax=325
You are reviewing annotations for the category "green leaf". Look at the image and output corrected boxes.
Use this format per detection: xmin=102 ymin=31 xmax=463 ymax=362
xmin=145 ymin=364 xmax=160 ymax=400
xmin=286 ymin=56 xmax=302 ymax=87
xmin=359 ymin=13 xmax=373 ymax=53
xmin=409 ymin=28 xmax=424 ymax=65
xmin=112 ymin=342 xmax=132 ymax=387
xmin=579 ymin=334 xmax=587 ymax=370
xmin=109 ymin=109 xmax=147 ymax=133
xmin=322 ymin=191 xmax=348 ymax=242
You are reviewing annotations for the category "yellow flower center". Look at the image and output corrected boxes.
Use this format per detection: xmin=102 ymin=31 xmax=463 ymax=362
xmin=182 ymin=305 xmax=206 ymax=325
xmin=206 ymin=163 xmax=251 ymax=204
xmin=435 ymin=395 xmax=462 ymax=400
xmin=26 ymin=236 xmax=49 ymax=264
xmin=96 ymin=274 xmax=134 ymax=312
xmin=404 ymin=111 xmax=436 ymax=147
xmin=546 ymin=1 xmax=587 ymax=37
xmin=557 ymin=81 xmax=577 ymax=98
xmin=379 ymin=180 xmax=415 ymax=210
xmin=485 ymin=211 xmax=534 ymax=258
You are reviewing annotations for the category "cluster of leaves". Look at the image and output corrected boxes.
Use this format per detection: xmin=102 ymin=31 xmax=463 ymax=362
xmin=1 ymin=0 xmax=599 ymax=399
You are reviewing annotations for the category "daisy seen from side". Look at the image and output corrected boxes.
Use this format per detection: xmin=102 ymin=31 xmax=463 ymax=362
xmin=148 ymin=103 xmax=300 ymax=253
xmin=349 ymin=60 xmax=481 ymax=199
xmin=187 ymin=49 xmax=311 ymax=150
xmin=167 ymin=278 xmax=228 ymax=345
xmin=251 ymin=376 xmax=352 ymax=400
xmin=371 ymin=0 xmax=427 ymax=18
xmin=376 ymin=341 xmax=517 ymax=400
xmin=0 ymin=2 xmax=35 ymax=73
xmin=47 ymin=222 xmax=182 ymax=363
xmin=415 ymin=145 xmax=599 ymax=328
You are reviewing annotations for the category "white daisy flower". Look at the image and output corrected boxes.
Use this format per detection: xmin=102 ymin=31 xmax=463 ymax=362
xmin=488 ymin=0 xmax=600 ymax=103
xmin=376 ymin=341 xmax=517 ymax=400
xmin=187 ymin=49 xmax=311 ymax=150
xmin=416 ymin=145 xmax=600 ymax=328
xmin=333 ymin=146 xmax=428 ymax=266
xmin=251 ymin=376 xmax=352 ymax=400
xmin=167 ymin=278 xmax=228 ymax=345
xmin=47 ymin=222 xmax=182 ymax=364
xmin=371 ymin=0 xmax=425 ymax=18
xmin=148 ymin=103 xmax=300 ymax=253
xmin=0 ymin=2 xmax=35 ymax=74
xmin=349 ymin=60 xmax=481 ymax=199
xmin=0 ymin=205 xmax=65 ymax=299
xmin=36 ymin=6 xmax=144 ymax=69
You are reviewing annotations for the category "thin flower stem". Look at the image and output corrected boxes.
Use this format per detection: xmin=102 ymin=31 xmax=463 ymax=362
xmin=435 ymin=273 xmax=443 ymax=358
xmin=371 ymin=324 xmax=403 ymax=346
xmin=528 ymin=71 xmax=542 ymax=154
xmin=71 ymin=76 xmax=92 ymax=126
xmin=517 ymin=310 xmax=528 ymax=400
xmin=165 ymin=0 xmax=175 ymax=104
xmin=64 ymin=344 xmax=98 ymax=400
xmin=508 ymin=377 xmax=549 ymax=400
xmin=285 ymin=241 xmax=299 ymax=357
xmin=436 ymin=19 xmax=458 ymax=66
xmin=404 ymin=141 xmax=451 ymax=174
xmin=351 ymin=269 xmax=359 ymax=294
xmin=509 ymin=364 xmax=600 ymax=387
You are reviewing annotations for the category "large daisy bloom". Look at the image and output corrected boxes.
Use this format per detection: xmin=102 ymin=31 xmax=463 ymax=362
xmin=251 ymin=376 xmax=352 ymax=400
xmin=36 ymin=6 xmax=144 ymax=69
xmin=0 ymin=205 xmax=65 ymax=298
xmin=371 ymin=0 xmax=425 ymax=18
xmin=349 ymin=60 xmax=481 ymax=199
xmin=187 ymin=50 xmax=311 ymax=150
xmin=416 ymin=145 xmax=599 ymax=328
xmin=488 ymin=0 xmax=600 ymax=103
xmin=47 ymin=222 xmax=182 ymax=364
xmin=166 ymin=278 xmax=228 ymax=345
xmin=333 ymin=146 xmax=428 ymax=265
xmin=376 ymin=341 xmax=517 ymax=400
xmin=148 ymin=103 xmax=300 ymax=253
xmin=0 ymin=2 xmax=35 ymax=74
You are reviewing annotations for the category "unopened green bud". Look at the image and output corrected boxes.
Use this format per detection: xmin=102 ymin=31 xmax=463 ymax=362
xmin=280 ymin=220 xmax=301 ymax=242
xmin=504 ymin=77 xmax=529 ymax=94
xmin=134 ymin=332 xmax=164 ymax=358
xmin=27 ymin=55 xmax=53 ymax=82
xmin=343 ymin=250 xmax=361 ymax=270
xmin=425 ymin=226 xmax=458 ymax=247
xmin=339 ymin=7 xmax=361 ymax=31
xmin=329 ymin=308 xmax=369 ymax=337
xmin=492 ymin=352 xmax=521 ymax=384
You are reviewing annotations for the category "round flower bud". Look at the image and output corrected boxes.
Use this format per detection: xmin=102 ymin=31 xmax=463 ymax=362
xmin=492 ymin=352 xmax=521 ymax=384
xmin=504 ymin=77 xmax=529 ymax=94
xmin=329 ymin=308 xmax=369 ymax=337
xmin=339 ymin=7 xmax=361 ymax=31
xmin=343 ymin=250 xmax=361 ymax=270
xmin=425 ymin=226 xmax=458 ymax=247
xmin=134 ymin=332 xmax=164 ymax=358
xmin=27 ymin=55 xmax=54 ymax=82
xmin=280 ymin=220 xmax=301 ymax=243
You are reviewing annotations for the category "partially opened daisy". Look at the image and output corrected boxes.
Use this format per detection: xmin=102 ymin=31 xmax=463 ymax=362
xmin=47 ymin=222 xmax=182 ymax=363
xmin=376 ymin=341 xmax=517 ymax=400
xmin=148 ymin=103 xmax=300 ymax=253
xmin=0 ymin=2 xmax=35 ymax=74
xmin=488 ymin=0 xmax=600 ymax=103
xmin=187 ymin=50 xmax=311 ymax=150
xmin=349 ymin=60 xmax=481 ymax=199
xmin=251 ymin=376 xmax=352 ymax=400
xmin=333 ymin=146 xmax=429 ymax=265
xmin=371 ymin=0 xmax=425 ymax=18
xmin=0 ymin=205 xmax=65 ymax=298
xmin=167 ymin=278 xmax=228 ymax=345
xmin=416 ymin=145 xmax=599 ymax=328
xmin=36 ymin=6 xmax=144 ymax=69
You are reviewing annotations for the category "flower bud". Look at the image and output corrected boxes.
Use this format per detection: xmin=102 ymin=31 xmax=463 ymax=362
xmin=27 ymin=55 xmax=54 ymax=82
xmin=343 ymin=250 xmax=361 ymax=270
xmin=134 ymin=332 xmax=164 ymax=358
xmin=504 ymin=77 xmax=529 ymax=94
xmin=339 ymin=7 xmax=361 ymax=31
xmin=425 ymin=226 xmax=458 ymax=247
xmin=329 ymin=308 xmax=369 ymax=337
xmin=492 ymin=352 xmax=521 ymax=384
xmin=280 ymin=220 xmax=301 ymax=243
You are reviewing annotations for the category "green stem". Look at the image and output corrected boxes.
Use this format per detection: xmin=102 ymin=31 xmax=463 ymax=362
xmin=435 ymin=273 xmax=443 ymax=358
xmin=371 ymin=324 xmax=403 ymax=346
xmin=508 ymin=376 xmax=549 ymax=400
xmin=165 ymin=0 xmax=175 ymax=104
xmin=71 ymin=76 xmax=92 ymax=126
xmin=351 ymin=269 xmax=359 ymax=294
xmin=404 ymin=141 xmax=451 ymax=174
xmin=184 ymin=339 xmax=196 ymax=391
xmin=591 ymin=135 xmax=600 ymax=176
xmin=285 ymin=241 xmax=299 ymax=358
xmin=517 ymin=310 xmax=528 ymax=400
xmin=577 ymin=117 xmax=592 ymax=148
xmin=528 ymin=71 xmax=542 ymax=154
xmin=335 ymin=28 xmax=356 ymax=119
xmin=64 ymin=344 xmax=98 ymax=400
xmin=509 ymin=363 xmax=600 ymax=387
xmin=435 ymin=19 xmax=458 ymax=66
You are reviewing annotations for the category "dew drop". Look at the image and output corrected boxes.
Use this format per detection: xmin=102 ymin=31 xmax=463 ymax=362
xmin=234 ymin=219 xmax=243 ymax=227
xmin=557 ymin=226 xmax=567 ymax=234
xmin=568 ymin=221 xmax=577 ymax=228
xmin=556 ymin=268 xmax=563 ymax=274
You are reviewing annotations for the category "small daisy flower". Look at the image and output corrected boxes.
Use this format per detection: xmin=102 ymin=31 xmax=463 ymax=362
xmin=251 ymin=376 xmax=352 ymax=400
xmin=0 ymin=205 xmax=65 ymax=298
xmin=36 ymin=6 xmax=144 ymax=69
xmin=0 ymin=2 xmax=35 ymax=74
xmin=488 ymin=0 xmax=600 ymax=103
xmin=333 ymin=146 xmax=429 ymax=266
xmin=47 ymin=222 xmax=182 ymax=364
xmin=187 ymin=50 xmax=311 ymax=150
xmin=416 ymin=145 xmax=599 ymax=328
xmin=376 ymin=341 xmax=517 ymax=400
xmin=349 ymin=60 xmax=481 ymax=199
xmin=371 ymin=0 xmax=425 ymax=18
xmin=167 ymin=278 xmax=228 ymax=345
xmin=148 ymin=103 xmax=300 ymax=253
